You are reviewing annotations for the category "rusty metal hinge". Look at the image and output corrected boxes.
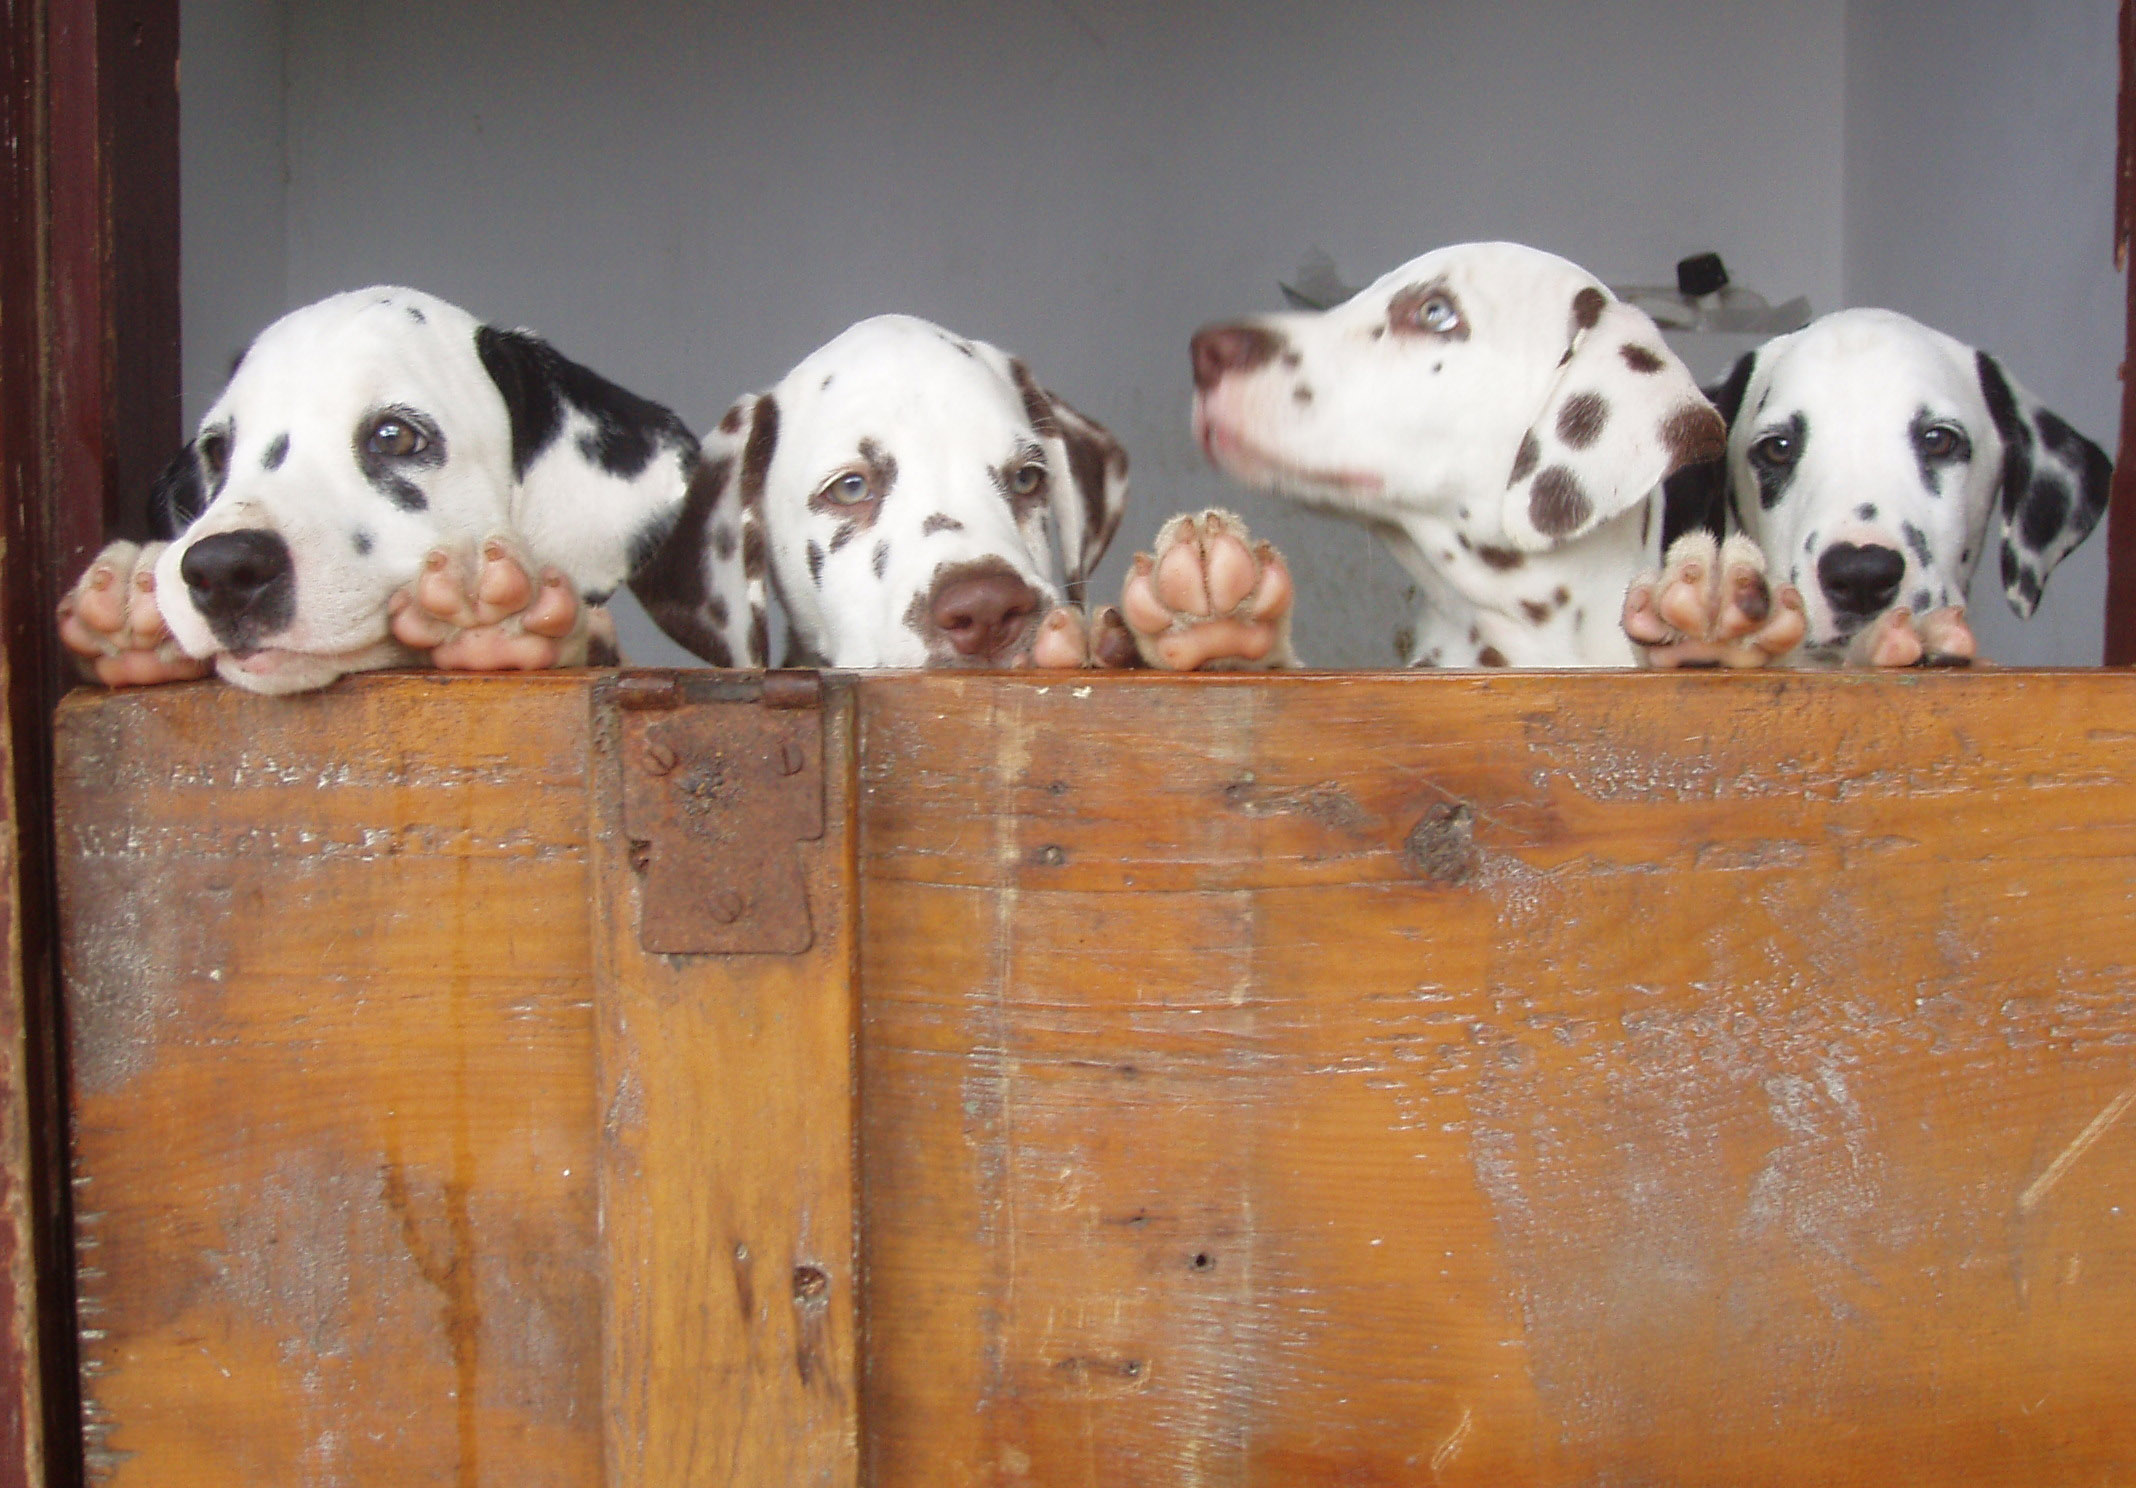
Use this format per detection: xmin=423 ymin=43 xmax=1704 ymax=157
xmin=617 ymin=672 xmax=825 ymax=954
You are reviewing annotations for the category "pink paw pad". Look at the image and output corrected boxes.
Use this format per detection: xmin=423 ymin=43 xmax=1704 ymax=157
xmin=57 ymin=540 xmax=212 ymax=688
xmin=1625 ymin=532 xmax=1805 ymax=669
xmin=1121 ymin=509 xmax=1296 ymax=672
xmin=389 ymin=538 xmax=599 ymax=672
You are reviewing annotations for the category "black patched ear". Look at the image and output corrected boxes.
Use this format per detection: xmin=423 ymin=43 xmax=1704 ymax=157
xmin=628 ymin=393 xmax=772 ymax=669
xmin=1976 ymin=351 xmax=2113 ymax=619
xmin=1502 ymin=293 xmax=1725 ymax=551
xmin=147 ymin=443 xmax=207 ymax=540
xmin=1007 ymin=360 xmax=1128 ymax=604
xmin=1660 ymin=350 xmax=1761 ymax=551
xmin=475 ymin=325 xmax=698 ymax=486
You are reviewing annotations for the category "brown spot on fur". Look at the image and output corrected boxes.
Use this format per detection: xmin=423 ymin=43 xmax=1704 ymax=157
xmin=741 ymin=519 xmax=768 ymax=579
xmin=1529 ymin=466 xmax=1592 ymax=537
xmin=872 ymin=542 xmax=889 ymax=579
xmin=1620 ymin=344 xmax=1665 ymax=374
xmin=1509 ymin=433 xmax=1540 ymax=485
xmin=631 ymin=451 xmax=741 ymax=667
xmin=1476 ymin=646 xmax=1508 ymax=667
xmin=738 ymin=396 xmax=779 ymax=509
xmin=828 ymin=521 xmax=859 ymax=554
xmin=712 ymin=525 xmax=737 ymax=561
xmin=1556 ymin=391 xmax=1608 ymax=450
xmin=807 ymin=540 xmax=824 ymax=585
xmin=1553 ymin=586 xmax=1570 ymax=607
xmin=922 ymin=513 xmax=965 ymax=536
xmin=1520 ymin=599 xmax=1550 ymax=624
xmin=1661 ymin=403 xmax=1727 ymax=471
xmin=1475 ymin=544 xmax=1525 ymax=571
xmin=718 ymin=402 xmax=746 ymax=435
xmin=1010 ymin=359 xmax=1062 ymax=438
xmin=749 ymin=604 xmax=768 ymax=664
xmin=1572 ymin=287 xmax=1607 ymax=330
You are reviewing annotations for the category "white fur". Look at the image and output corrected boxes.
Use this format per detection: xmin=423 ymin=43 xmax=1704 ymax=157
xmin=1193 ymin=241 xmax=1726 ymax=667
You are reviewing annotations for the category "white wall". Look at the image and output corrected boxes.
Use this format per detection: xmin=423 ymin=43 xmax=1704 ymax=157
xmin=1845 ymin=0 xmax=2123 ymax=665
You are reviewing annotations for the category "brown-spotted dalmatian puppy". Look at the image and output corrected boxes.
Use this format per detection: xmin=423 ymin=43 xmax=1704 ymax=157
xmin=662 ymin=315 xmax=1136 ymax=669
xmin=1663 ymin=308 xmax=2112 ymax=666
xmin=59 ymin=286 xmax=757 ymax=693
xmin=1164 ymin=240 xmax=1808 ymax=669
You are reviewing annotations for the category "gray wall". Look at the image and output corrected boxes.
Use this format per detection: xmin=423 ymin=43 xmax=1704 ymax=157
xmin=1845 ymin=0 xmax=2122 ymax=665
xmin=181 ymin=0 xmax=2119 ymax=667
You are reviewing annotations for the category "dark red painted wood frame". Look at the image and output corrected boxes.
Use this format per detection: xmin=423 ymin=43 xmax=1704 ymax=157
xmin=0 ymin=0 xmax=179 ymax=1483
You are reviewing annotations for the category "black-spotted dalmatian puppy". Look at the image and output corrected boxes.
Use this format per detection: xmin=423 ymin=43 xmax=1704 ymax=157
xmin=1165 ymin=240 xmax=1808 ymax=669
xmin=59 ymin=286 xmax=757 ymax=693
xmin=1665 ymin=307 xmax=2112 ymax=666
xmin=663 ymin=314 xmax=1149 ymax=669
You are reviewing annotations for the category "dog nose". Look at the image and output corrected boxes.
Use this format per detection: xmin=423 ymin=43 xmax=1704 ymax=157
xmin=1816 ymin=542 xmax=1906 ymax=617
xmin=929 ymin=567 xmax=1042 ymax=661
xmin=1191 ymin=323 xmax=1285 ymax=391
xmin=180 ymin=529 xmax=295 ymax=622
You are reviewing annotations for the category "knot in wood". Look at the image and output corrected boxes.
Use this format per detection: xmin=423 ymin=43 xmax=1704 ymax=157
xmin=1404 ymin=802 xmax=1478 ymax=884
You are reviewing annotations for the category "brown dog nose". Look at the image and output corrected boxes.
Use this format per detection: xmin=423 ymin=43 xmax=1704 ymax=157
xmin=929 ymin=567 xmax=1041 ymax=661
xmin=1191 ymin=323 xmax=1285 ymax=391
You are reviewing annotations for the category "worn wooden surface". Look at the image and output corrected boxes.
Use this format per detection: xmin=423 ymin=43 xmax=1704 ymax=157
xmin=856 ymin=669 xmax=2136 ymax=1487
xmin=59 ymin=676 xmax=609 ymax=1486
xmin=592 ymin=675 xmax=860 ymax=1487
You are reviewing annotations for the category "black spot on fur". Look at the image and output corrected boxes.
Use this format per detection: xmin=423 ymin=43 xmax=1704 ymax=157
xmin=872 ymin=542 xmax=890 ymax=579
xmin=1910 ymin=589 xmax=1931 ymax=612
xmin=354 ymin=407 xmax=444 ymax=513
xmin=1620 ymin=344 xmax=1665 ymax=374
xmin=2021 ymin=473 xmax=2071 ymax=551
xmin=353 ymin=530 xmax=373 ymax=556
xmin=476 ymin=324 xmax=697 ymax=482
xmin=1556 ymin=392 xmax=1608 ymax=450
xmin=1749 ymin=412 xmax=1807 ymax=510
xmin=405 ymin=305 xmax=425 ymax=324
xmin=1571 ymin=287 xmax=1607 ymax=331
xmin=1856 ymin=503 xmax=1878 ymax=521
xmin=1529 ymin=467 xmax=1592 ymax=537
xmin=1900 ymin=522 xmax=1933 ymax=567
xmin=1509 ymin=433 xmax=1540 ymax=485
xmin=807 ymin=540 xmax=825 ymax=585
xmin=262 ymin=433 xmax=289 ymax=471
xmin=147 ymin=443 xmax=208 ymax=539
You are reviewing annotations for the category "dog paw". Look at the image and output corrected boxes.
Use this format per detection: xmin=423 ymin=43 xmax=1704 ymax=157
xmin=56 ymin=541 xmax=213 ymax=687
xmin=1120 ymin=509 xmax=1297 ymax=671
xmin=1029 ymin=605 xmax=1141 ymax=669
xmin=1845 ymin=604 xmax=1976 ymax=668
xmin=389 ymin=536 xmax=613 ymax=671
xmin=1624 ymin=532 xmax=1806 ymax=668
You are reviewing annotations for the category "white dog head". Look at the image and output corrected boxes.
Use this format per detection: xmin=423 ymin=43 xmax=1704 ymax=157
xmin=1700 ymin=308 xmax=2111 ymax=649
xmin=149 ymin=286 xmax=753 ymax=693
xmin=677 ymin=316 xmax=1127 ymax=668
xmin=1191 ymin=241 xmax=1723 ymax=551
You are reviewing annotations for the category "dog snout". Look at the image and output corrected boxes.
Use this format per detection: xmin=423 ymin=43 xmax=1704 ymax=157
xmin=1816 ymin=542 xmax=1906 ymax=618
xmin=180 ymin=529 xmax=295 ymax=625
xmin=929 ymin=566 xmax=1041 ymax=661
xmin=1192 ymin=323 xmax=1285 ymax=391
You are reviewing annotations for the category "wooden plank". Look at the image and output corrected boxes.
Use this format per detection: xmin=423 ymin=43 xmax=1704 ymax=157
xmin=592 ymin=674 xmax=860 ymax=1488
xmin=58 ymin=675 xmax=607 ymax=1487
xmin=855 ymin=669 xmax=2136 ymax=1487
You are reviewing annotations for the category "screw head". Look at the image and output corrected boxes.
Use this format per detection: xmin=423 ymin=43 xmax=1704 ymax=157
xmin=777 ymin=740 xmax=806 ymax=776
xmin=641 ymin=740 xmax=679 ymax=776
xmin=709 ymin=889 xmax=747 ymax=923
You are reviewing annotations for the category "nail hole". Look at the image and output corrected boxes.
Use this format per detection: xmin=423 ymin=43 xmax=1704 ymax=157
xmin=792 ymin=1264 xmax=829 ymax=1301
xmin=1191 ymin=1252 xmax=1214 ymax=1271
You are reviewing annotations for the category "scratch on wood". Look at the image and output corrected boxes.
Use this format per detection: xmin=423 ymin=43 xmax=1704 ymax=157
xmin=1429 ymin=1403 xmax=1474 ymax=1478
xmin=2019 ymin=1080 xmax=2136 ymax=1213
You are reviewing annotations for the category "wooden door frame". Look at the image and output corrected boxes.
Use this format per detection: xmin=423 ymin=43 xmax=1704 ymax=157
xmin=2109 ymin=0 xmax=2136 ymax=663
xmin=0 ymin=0 xmax=179 ymax=1483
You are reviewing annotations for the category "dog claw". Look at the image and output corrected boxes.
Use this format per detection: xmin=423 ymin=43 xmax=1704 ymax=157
xmin=1626 ymin=532 xmax=1804 ymax=668
xmin=394 ymin=537 xmax=599 ymax=671
xmin=1121 ymin=509 xmax=1298 ymax=671
xmin=56 ymin=540 xmax=213 ymax=687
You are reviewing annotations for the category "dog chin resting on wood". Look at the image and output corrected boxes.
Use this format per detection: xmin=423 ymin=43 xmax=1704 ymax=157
xmin=56 ymin=291 xmax=1295 ymax=692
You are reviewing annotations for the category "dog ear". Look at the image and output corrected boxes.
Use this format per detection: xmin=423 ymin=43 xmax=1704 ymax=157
xmin=1659 ymin=350 xmax=1762 ymax=551
xmin=1501 ymin=293 xmax=1725 ymax=552
xmin=147 ymin=442 xmax=207 ymax=540
xmin=1976 ymin=351 xmax=2112 ymax=619
xmin=1009 ymin=361 xmax=1128 ymax=605
xmin=626 ymin=392 xmax=773 ymax=669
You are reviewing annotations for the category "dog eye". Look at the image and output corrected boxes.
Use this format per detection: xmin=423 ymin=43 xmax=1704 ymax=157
xmin=197 ymin=431 xmax=230 ymax=479
xmin=1408 ymin=294 xmax=1462 ymax=335
xmin=1749 ymin=431 xmax=1798 ymax=467
xmin=823 ymin=471 xmax=872 ymax=505
xmin=365 ymin=417 xmax=426 ymax=459
xmin=1918 ymin=424 xmax=1969 ymax=461
xmin=1008 ymin=463 xmax=1048 ymax=497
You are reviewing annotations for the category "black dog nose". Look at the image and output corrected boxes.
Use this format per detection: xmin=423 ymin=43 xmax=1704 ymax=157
xmin=1816 ymin=542 xmax=1906 ymax=617
xmin=930 ymin=567 xmax=1041 ymax=661
xmin=1191 ymin=323 xmax=1285 ymax=391
xmin=180 ymin=529 xmax=295 ymax=622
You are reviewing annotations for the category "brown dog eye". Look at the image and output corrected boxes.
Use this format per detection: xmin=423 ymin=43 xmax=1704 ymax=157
xmin=365 ymin=417 xmax=425 ymax=459
xmin=824 ymin=471 xmax=871 ymax=505
xmin=1918 ymin=424 xmax=1968 ymax=461
xmin=1009 ymin=463 xmax=1047 ymax=497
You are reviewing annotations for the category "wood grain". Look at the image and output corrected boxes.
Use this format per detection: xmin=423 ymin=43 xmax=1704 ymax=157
xmin=856 ymin=669 xmax=2136 ymax=1487
xmin=59 ymin=675 xmax=606 ymax=1487
xmin=592 ymin=675 xmax=860 ymax=1488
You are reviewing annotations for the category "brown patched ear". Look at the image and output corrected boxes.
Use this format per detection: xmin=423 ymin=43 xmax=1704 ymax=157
xmin=628 ymin=392 xmax=772 ymax=668
xmin=1501 ymin=289 xmax=1724 ymax=552
xmin=1009 ymin=359 xmax=1129 ymax=605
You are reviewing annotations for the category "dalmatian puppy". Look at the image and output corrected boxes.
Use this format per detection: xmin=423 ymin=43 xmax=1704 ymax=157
xmin=668 ymin=314 xmax=1158 ymax=670
xmin=1171 ymin=240 xmax=1806 ymax=669
xmin=1671 ymin=308 xmax=2112 ymax=666
xmin=58 ymin=286 xmax=758 ymax=693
